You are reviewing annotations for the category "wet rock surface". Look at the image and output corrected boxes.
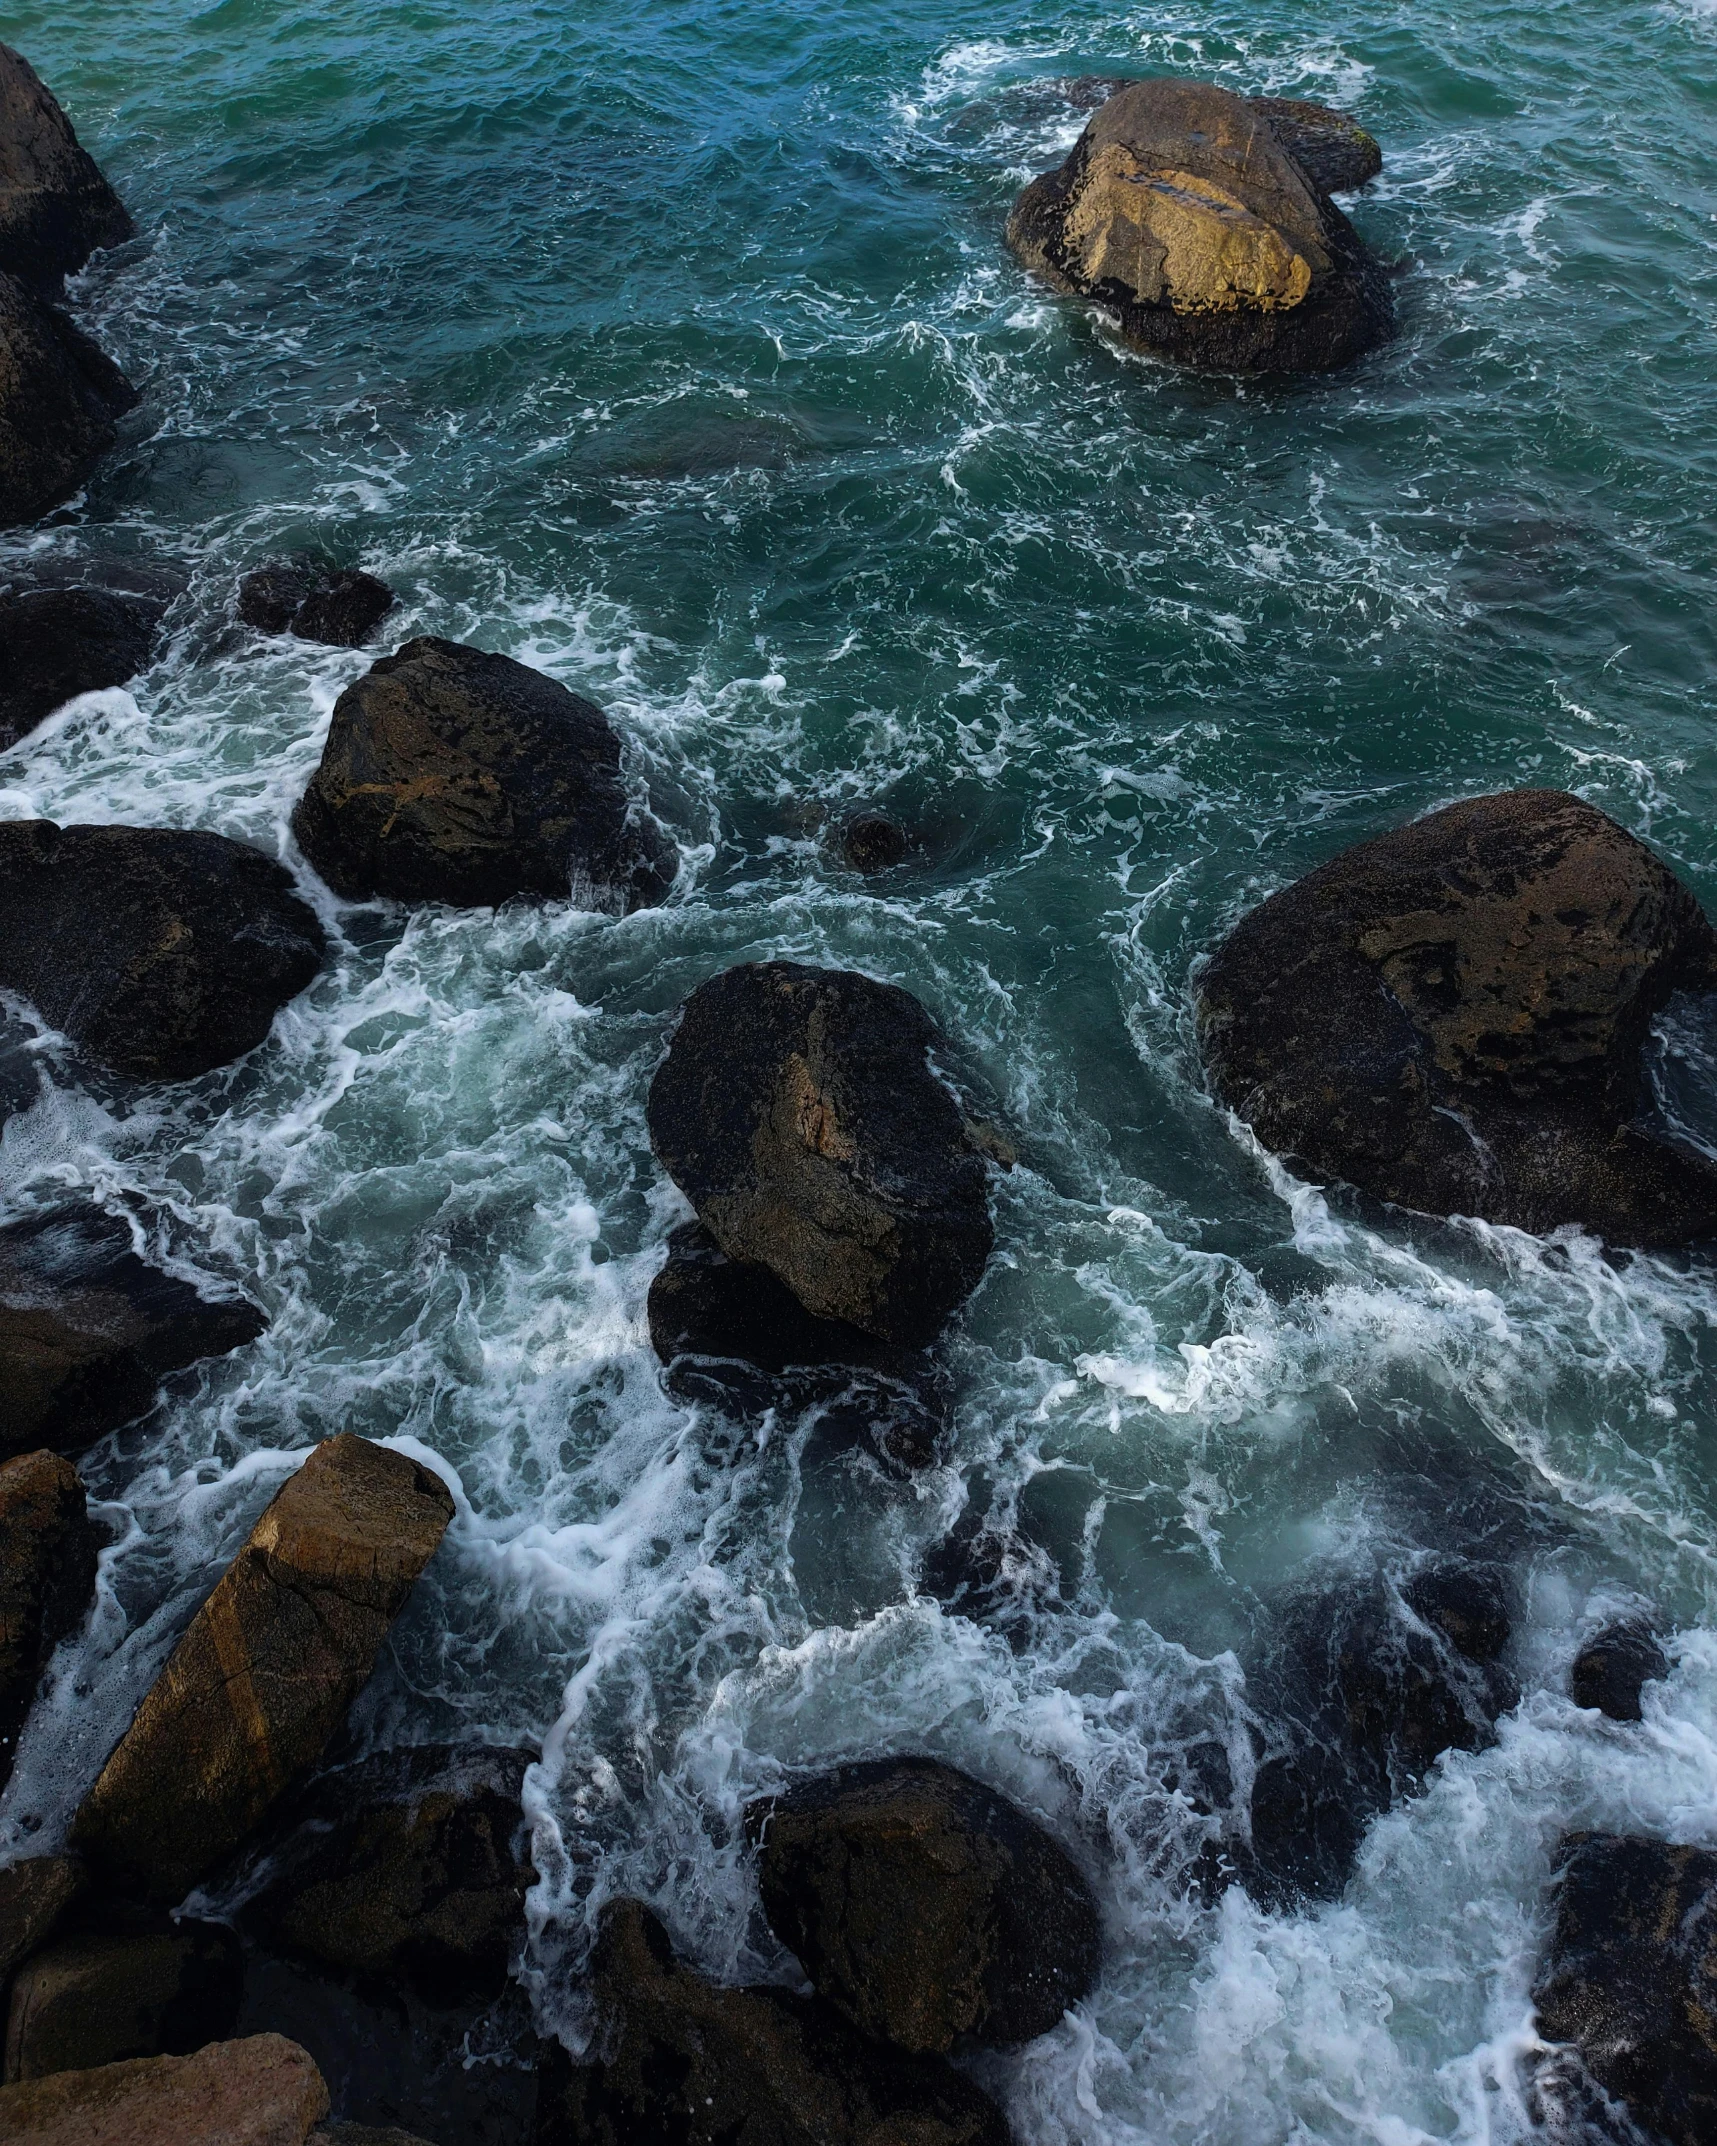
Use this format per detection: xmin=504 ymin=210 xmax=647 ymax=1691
xmin=1247 ymin=96 xmax=1383 ymax=195
xmin=647 ymin=962 xmax=995 ymax=1346
xmin=237 ymin=561 xmax=395 ymax=649
xmin=73 ymin=1433 xmax=455 ymax=1905
xmin=0 ymin=1858 xmax=85 ymax=1984
xmin=0 ymin=270 xmax=137 ymax=523
xmin=0 ymin=821 xmax=326 ymax=1080
xmin=1198 ymin=789 xmax=1717 ymax=1244
xmin=3 ymin=1922 xmax=242 ymax=2081
xmin=1534 ymin=1834 xmax=1717 ymax=2146
xmin=0 ymin=1206 xmax=267 ymax=1461
xmin=0 ymin=2031 xmax=331 ymax=2146
xmin=1570 ymin=1620 xmax=1668 ymax=1721
xmin=1006 ymin=78 xmax=1392 ymax=374
xmin=0 ymin=45 xmax=133 ymax=293
xmin=533 ymin=1898 xmax=1009 ymax=2146
xmin=292 ymin=635 xmax=677 ymax=910
xmin=839 ymin=808 xmax=908 ymax=872
xmin=0 ymin=1449 xmax=96 ymax=1790
xmin=0 ymin=585 xmax=161 ymax=750
xmin=746 ymin=1754 xmax=1100 ymax=2054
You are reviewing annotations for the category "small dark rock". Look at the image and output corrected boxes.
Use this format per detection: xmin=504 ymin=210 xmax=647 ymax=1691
xmin=292 ymin=636 xmax=677 ymax=911
xmin=647 ymin=963 xmax=994 ymax=1346
xmin=0 ymin=586 xmax=161 ymax=750
xmin=839 ymin=810 xmax=908 ymax=873
xmin=746 ymin=1755 xmax=1100 ymax=2054
xmin=0 ymin=820 xmax=325 ymax=1080
xmin=1243 ymin=1744 xmax=1369 ymax=1906
xmin=1248 ymin=96 xmax=1383 ymax=195
xmin=1571 ymin=1621 xmax=1669 ymax=1722
xmin=918 ymin=1499 xmax=1062 ymax=1643
xmin=532 ymin=1899 xmax=1009 ymax=2146
xmin=0 ymin=1450 xmax=96 ymax=1790
xmin=0 ymin=45 xmax=133 ymax=292
xmin=0 ymin=1858 xmax=86 ymax=1984
xmin=2 ymin=1921 xmax=242 ymax=2081
xmin=237 ymin=560 xmax=395 ymax=649
xmin=1535 ymin=1834 xmax=1717 ymax=2146
xmin=1403 ymin=1559 xmax=1513 ymax=1664
xmin=0 ymin=269 xmax=137 ymax=524
xmin=1198 ymin=790 xmax=1717 ymax=1244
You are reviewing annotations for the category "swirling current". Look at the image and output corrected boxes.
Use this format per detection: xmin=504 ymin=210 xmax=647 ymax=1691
xmin=5 ymin=0 xmax=1717 ymax=2140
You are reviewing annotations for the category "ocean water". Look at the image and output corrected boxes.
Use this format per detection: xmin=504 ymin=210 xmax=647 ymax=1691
xmin=5 ymin=0 xmax=1717 ymax=2138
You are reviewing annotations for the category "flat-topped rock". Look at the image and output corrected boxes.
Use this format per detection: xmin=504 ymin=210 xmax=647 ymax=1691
xmin=0 ymin=46 xmax=132 ymax=292
xmin=0 ymin=1449 xmax=96 ymax=1792
xmin=0 ymin=271 xmax=136 ymax=523
xmin=0 ymin=586 xmax=161 ymax=751
xmin=0 ymin=2033 xmax=329 ymax=2146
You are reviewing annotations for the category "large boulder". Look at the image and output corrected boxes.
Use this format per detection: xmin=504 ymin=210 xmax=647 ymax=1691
xmin=0 ymin=1207 xmax=266 ymax=1461
xmin=745 ymin=1755 xmax=1100 ymax=2054
xmin=237 ymin=560 xmax=395 ymax=649
xmin=72 ymin=1434 xmax=455 ymax=1905
xmin=0 ymin=2032 xmax=330 ymax=2146
xmin=291 ymin=636 xmax=677 ymax=911
xmin=1006 ymin=78 xmax=1391 ymax=374
xmin=0 ymin=46 xmax=132 ymax=293
xmin=0 ymin=821 xmax=325 ymax=1080
xmin=647 ymin=963 xmax=995 ymax=1346
xmin=0 ymin=270 xmax=137 ymax=523
xmin=0 ymin=585 xmax=161 ymax=751
xmin=1534 ymin=1835 xmax=1717 ymax=2146
xmin=533 ymin=1899 xmax=1009 ymax=2146
xmin=1198 ymin=790 xmax=1717 ymax=1244
xmin=0 ymin=1449 xmax=96 ymax=1791
xmin=3 ymin=1923 xmax=241 ymax=2081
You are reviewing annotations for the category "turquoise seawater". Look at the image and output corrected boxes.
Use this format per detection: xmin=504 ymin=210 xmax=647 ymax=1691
xmin=6 ymin=1 xmax=1717 ymax=2139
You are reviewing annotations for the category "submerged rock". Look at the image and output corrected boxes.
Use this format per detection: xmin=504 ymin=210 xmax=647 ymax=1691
xmin=292 ymin=636 xmax=677 ymax=911
xmin=839 ymin=809 xmax=908 ymax=873
xmin=0 ymin=45 xmax=133 ymax=293
xmin=0 ymin=1449 xmax=96 ymax=1791
xmin=0 ymin=2031 xmax=330 ymax=2146
xmin=0 ymin=1207 xmax=266 ymax=1461
xmin=72 ymin=1434 xmax=455 ymax=1905
xmin=533 ymin=1899 xmax=1009 ymax=2146
xmin=1006 ymin=78 xmax=1391 ymax=374
xmin=0 ymin=586 xmax=161 ymax=750
xmin=1198 ymin=789 xmax=1717 ymax=1244
xmin=647 ymin=963 xmax=995 ymax=1346
xmin=1535 ymin=1834 xmax=1717 ymax=2146
xmin=0 ymin=1857 xmax=85 ymax=1983
xmin=237 ymin=561 xmax=395 ymax=649
xmin=1570 ymin=1620 xmax=1668 ymax=1721
xmin=0 ymin=270 xmax=137 ymax=523
xmin=0 ymin=821 xmax=325 ymax=1080
xmin=746 ymin=1755 xmax=1100 ymax=2054
xmin=3 ymin=1922 xmax=241 ymax=2082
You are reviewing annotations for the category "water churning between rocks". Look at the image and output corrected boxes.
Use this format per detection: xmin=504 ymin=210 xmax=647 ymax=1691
xmin=5 ymin=0 xmax=1717 ymax=2139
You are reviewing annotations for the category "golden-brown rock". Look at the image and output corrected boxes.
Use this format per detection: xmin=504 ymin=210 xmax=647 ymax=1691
xmin=72 ymin=1434 xmax=455 ymax=1904
xmin=0 ymin=1449 xmax=95 ymax=1792
xmin=0 ymin=2032 xmax=329 ymax=2146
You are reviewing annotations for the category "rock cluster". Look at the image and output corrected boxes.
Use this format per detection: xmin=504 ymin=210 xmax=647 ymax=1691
xmin=237 ymin=560 xmax=395 ymax=649
xmin=1007 ymin=79 xmax=1391 ymax=373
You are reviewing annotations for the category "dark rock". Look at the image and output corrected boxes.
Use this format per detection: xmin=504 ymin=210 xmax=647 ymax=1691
xmin=1247 ymin=96 xmax=1382 ymax=196
xmin=648 ymin=1220 xmax=946 ymax=1467
xmin=0 ymin=820 xmax=325 ymax=1080
xmin=245 ymin=1745 xmax=531 ymax=2004
xmin=839 ymin=810 xmax=907 ymax=873
xmin=1571 ymin=1621 xmax=1668 ymax=1722
xmin=0 ymin=269 xmax=137 ymax=523
xmin=0 ymin=1450 xmax=96 ymax=1790
xmin=647 ymin=963 xmax=994 ymax=1346
xmin=0 ymin=1206 xmax=266 ymax=1461
xmin=1006 ymin=79 xmax=1391 ymax=375
xmin=918 ymin=1499 xmax=1063 ymax=1643
xmin=72 ymin=1434 xmax=455 ymax=1906
xmin=237 ymin=561 xmax=395 ymax=649
xmin=3 ymin=1923 xmax=241 ymax=2082
xmin=1198 ymin=789 xmax=1717 ymax=1244
xmin=532 ymin=1899 xmax=1009 ymax=2146
xmin=1403 ymin=1558 xmax=1513 ymax=1664
xmin=0 ymin=586 xmax=161 ymax=750
xmin=745 ymin=1755 xmax=1100 ymax=2054
xmin=0 ymin=45 xmax=133 ymax=292
xmin=1535 ymin=1834 xmax=1717 ymax=2146
xmin=0 ymin=1858 xmax=86 ymax=1983
xmin=292 ymin=636 xmax=676 ymax=911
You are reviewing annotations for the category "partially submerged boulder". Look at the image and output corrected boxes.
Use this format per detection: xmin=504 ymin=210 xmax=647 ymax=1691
xmin=746 ymin=1755 xmax=1100 ymax=2054
xmin=1198 ymin=790 xmax=1717 ymax=1244
xmin=0 ymin=46 xmax=132 ymax=293
xmin=237 ymin=561 xmax=395 ymax=649
xmin=0 ymin=270 xmax=137 ymax=523
xmin=1570 ymin=1620 xmax=1668 ymax=1722
xmin=0 ymin=1207 xmax=265 ymax=1461
xmin=0 ymin=821 xmax=325 ymax=1080
xmin=533 ymin=1899 xmax=1009 ymax=2146
xmin=839 ymin=809 xmax=908 ymax=873
xmin=0 ymin=1449 xmax=96 ymax=1790
xmin=647 ymin=963 xmax=995 ymax=1346
xmin=72 ymin=1434 xmax=455 ymax=1905
xmin=0 ymin=2032 xmax=330 ymax=2146
xmin=291 ymin=636 xmax=677 ymax=911
xmin=0 ymin=586 xmax=161 ymax=750
xmin=1534 ymin=1835 xmax=1717 ymax=2146
xmin=1006 ymin=78 xmax=1391 ymax=374
xmin=4 ymin=1922 xmax=241 ymax=2081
